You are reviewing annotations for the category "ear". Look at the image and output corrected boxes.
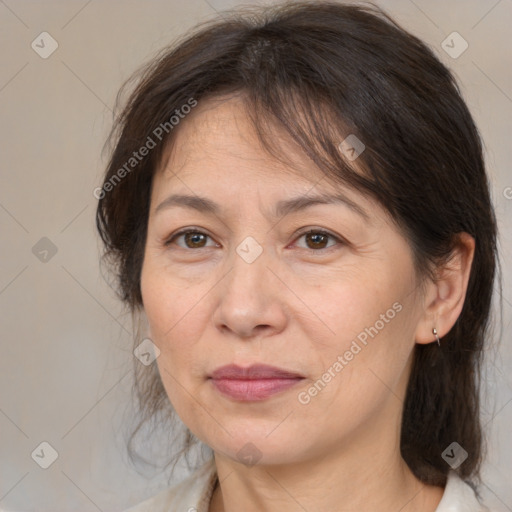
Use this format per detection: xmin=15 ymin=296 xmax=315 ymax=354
xmin=415 ymin=232 xmax=475 ymax=345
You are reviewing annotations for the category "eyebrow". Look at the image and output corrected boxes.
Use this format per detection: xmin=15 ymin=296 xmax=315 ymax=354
xmin=154 ymin=191 xmax=370 ymax=221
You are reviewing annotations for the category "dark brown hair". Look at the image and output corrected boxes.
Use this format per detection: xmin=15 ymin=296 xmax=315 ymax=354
xmin=96 ymin=0 xmax=498 ymax=486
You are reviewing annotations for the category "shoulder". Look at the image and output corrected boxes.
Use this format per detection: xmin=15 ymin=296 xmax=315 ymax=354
xmin=436 ymin=471 xmax=491 ymax=512
xmin=124 ymin=458 xmax=217 ymax=512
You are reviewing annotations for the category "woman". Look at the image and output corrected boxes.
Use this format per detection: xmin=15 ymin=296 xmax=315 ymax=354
xmin=96 ymin=2 xmax=498 ymax=511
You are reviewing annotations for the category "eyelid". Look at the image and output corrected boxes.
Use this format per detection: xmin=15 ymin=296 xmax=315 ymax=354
xmin=294 ymin=226 xmax=341 ymax=240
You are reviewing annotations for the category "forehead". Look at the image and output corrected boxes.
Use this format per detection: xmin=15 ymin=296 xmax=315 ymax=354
xmin=152 ymin=93 xmax=384 ymax=225
xmin=158 ymin=93 xmax=327 ymax=185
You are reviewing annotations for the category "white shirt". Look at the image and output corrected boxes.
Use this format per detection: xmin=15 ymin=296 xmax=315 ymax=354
xmin=124 ymin=458 xmax=491 ymax=512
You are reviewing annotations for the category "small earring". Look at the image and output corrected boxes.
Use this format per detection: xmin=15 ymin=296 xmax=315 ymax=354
xmin=433 ymin=328 xmax=441 ymax=347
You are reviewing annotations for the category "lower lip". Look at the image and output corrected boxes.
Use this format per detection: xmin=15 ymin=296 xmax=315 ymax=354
xmin=210 ymin=378 xmax=303 ymax=401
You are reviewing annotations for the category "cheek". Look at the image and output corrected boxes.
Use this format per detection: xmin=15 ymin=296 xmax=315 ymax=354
xmin=140 ymin=256 xmax=222 ymax=391
xmin=141 ymin=273 xmax=206 ymax=420
xmin=141 ymin=257 xmax=204 ymax=338
xmin=291 ymin=266 xmax=401 ymax=344
xmin=293 ymin=265 xmax=417 ymax=401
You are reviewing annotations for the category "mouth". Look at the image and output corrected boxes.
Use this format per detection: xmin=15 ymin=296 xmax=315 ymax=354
xmin=208 ymin=364 xmax=305 ymax=402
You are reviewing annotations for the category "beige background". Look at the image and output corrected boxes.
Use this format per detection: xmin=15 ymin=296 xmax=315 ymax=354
xmin=0 ymin=0 xmax=511 ymax=510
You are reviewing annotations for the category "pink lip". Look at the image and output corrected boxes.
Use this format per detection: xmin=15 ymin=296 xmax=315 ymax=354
xmin=209 ymin=364 xmax=304 ymax=401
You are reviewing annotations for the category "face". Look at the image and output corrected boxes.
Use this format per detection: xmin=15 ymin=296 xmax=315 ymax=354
xmin=140 ymin=94 xmax=428 ymax=467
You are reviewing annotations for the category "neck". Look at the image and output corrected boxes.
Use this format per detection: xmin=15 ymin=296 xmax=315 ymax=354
xmin=209 ymin=424 xmax=444 ymax=512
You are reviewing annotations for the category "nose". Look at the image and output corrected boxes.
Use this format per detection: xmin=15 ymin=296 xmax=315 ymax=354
xmin=212 ymin=245 xmax=288 ymax=340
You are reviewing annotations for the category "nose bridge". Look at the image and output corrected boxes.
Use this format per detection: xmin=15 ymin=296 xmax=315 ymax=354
xmin=213 ymin=236 xmax=286 ymax=338
xmin=225 ymin=236 xmax=271 ymax=305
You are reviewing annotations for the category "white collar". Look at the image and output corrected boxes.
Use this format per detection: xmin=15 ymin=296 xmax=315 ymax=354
xmin=435 ymin=471 xmax=489 ymax=511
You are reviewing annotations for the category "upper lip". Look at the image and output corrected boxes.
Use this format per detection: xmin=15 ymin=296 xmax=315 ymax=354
xmin=209 ymin=364 xmax=304 ymax=380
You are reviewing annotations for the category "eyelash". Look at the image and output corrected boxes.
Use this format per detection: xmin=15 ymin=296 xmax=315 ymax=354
xmin=164 ymin=227 xmax=344 ymax=252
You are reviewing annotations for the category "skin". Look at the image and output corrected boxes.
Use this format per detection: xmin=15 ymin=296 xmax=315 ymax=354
xmin=140 ymin=93 xmax=475 ymax=512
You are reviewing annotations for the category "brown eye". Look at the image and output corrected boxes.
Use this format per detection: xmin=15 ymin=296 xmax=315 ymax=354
xmin=295 ymin=230 xmax=341 ymax=251
xmin=183 ymin=232 xmax=207 ymax=248
xmin=166 ymin=229 xmax=216 ymax=249
xmin=305 ymin=232 xmax=329 ymax=249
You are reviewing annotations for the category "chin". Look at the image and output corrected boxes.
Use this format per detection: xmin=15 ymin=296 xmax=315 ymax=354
xmin=202 ymin=426 xmax=309 ymax=467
